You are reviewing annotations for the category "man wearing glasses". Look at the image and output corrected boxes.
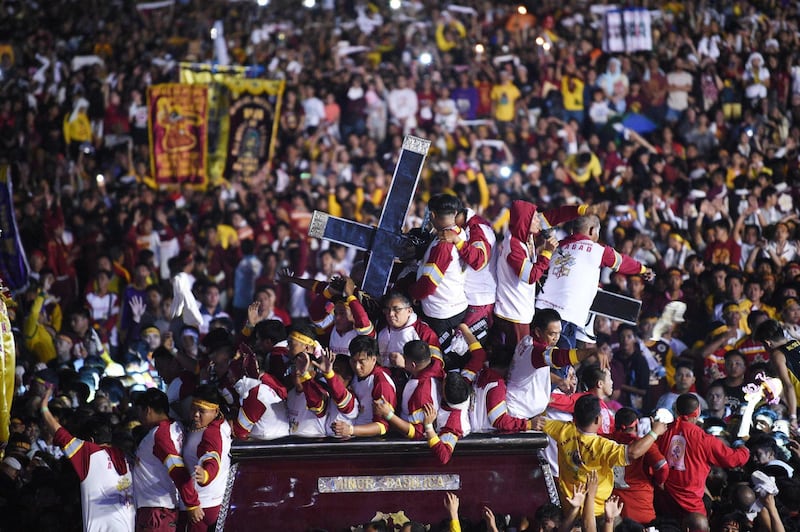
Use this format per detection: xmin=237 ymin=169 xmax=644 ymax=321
xmin=376 ymin=291 xmax=442 ymax=370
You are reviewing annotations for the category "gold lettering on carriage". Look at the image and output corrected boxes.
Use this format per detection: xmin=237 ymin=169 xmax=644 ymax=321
xmin=317 ymin=474 xmax=460 ymax=493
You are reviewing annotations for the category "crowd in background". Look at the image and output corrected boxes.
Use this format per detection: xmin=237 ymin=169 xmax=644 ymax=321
xmin=5 ymin=0 xmax=800 ymax=530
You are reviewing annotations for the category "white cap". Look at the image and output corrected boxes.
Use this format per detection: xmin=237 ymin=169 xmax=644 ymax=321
xmin=2 ymin=456 xmax=22 ymax=471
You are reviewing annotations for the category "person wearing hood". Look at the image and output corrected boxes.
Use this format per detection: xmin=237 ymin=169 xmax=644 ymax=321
xmin=493 ymin=199 xmax=604 ymax=348
xmin=744 ymin=52 xmax=770 ymax=107
xmin=598 ymin=57 xmax=629 ymax=113
xmin=63 ymin=96 xmax=92 ymax=159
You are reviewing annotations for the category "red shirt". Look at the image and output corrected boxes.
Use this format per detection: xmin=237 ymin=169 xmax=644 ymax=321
xmin=610 ymin=431 xmax=668 ymax=524
xmin=657 ymin=418 xmax=750 ymax=515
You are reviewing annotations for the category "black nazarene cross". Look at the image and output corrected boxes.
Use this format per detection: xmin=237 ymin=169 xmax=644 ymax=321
xmin=308 ymin=135 xmax=431 ymax=298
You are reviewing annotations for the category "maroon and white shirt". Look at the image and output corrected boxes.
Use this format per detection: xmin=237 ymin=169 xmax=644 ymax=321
xmin=133 ymin=420 xmax=199 ymax=510
xmin=54 ymin=427 xmax=135 ymax=532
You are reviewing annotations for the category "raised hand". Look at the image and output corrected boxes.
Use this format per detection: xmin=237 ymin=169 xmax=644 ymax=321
xmin=444 ymin=492 xmax=459 ymax=519
xmin=312 ymin=347 xmax=336 ymax=375
xmin=438 ymin=229 xmax=461 ymax=245
xmin=343 ymin=276 xmax=356 ymax=297
xmin=596 ymin=346 xmax=611 ymax=370
xmin=585 ymin=469 xmax=599 ymax=497
xmin=604 ymin=495 xmax=624 ymax=520
xmin=277 ymin=267 xmax=295 ymax=282
xmin=483 ymin=506 xmax=499 ymax=532
xmin=587 ymin=201 xmax=611 ymax=219
xmin=129 ymin=295 xmax=146 ymax=323
xmin=566 ymin=482 xmax=588 ymax=509
xmin=247 ymin=301 xmax=261 ymax=327
xmin=295 ymin=352 xmax=311 ymax=376
xmin=543 ymin=233 xmax=559 ymax=253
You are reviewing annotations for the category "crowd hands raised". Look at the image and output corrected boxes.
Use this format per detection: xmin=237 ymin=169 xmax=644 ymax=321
xmin=7 ymin=0 xmax=800 ymax=530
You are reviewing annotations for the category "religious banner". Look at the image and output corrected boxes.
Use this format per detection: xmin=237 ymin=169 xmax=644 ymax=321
xmin=602 ymin=8 xmax=652 ymax=53
xmin=147 ymin=83 xmax=209 ymax=188
xmin=223 ymin=78 xmax=284 ymax=181
xmin=0 ymin=166 xmax=29 ymax=291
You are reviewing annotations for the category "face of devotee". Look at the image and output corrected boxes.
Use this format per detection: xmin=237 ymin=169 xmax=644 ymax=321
xmin=384 ymin=297 xmax=413 ymax=329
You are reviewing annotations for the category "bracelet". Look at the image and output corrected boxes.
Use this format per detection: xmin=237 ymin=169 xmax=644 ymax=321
xmin=424 ymin=423 xmax=434 ymax=432
xmin=41 ymin=406 xmax=49 ymax=413
xmin=385 ymin=411 xmax=394 ymax=421
xmin=349 ymin=424 xmax=355 ymax=437
xmin=647 ymin=430 xmax=658 ymax=441
xmin=790 ymin=415 xmax=798 ymax=420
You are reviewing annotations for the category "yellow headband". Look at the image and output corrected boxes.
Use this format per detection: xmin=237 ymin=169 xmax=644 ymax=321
xmin=710 ymin=325 xmax=728 ymax=337
xmin=289 ymin=331 xmax=316 ymax=347
xmin=142 ymin=326 xmax=160 ymax=335
xmin=192 ymin=399 xmax=219 ymax=411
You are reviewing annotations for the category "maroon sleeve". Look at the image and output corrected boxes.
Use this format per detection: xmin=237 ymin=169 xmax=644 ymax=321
xmin=548 ymin=391 xmax=580 ymax=413
xmin=54 ymin=427 xmax=100 ymax=482
xmin=409 ymin=242 xmax=455 ymax=300
xmin=152 ymin=422 xmax=201 ymax=508
xmin=308 ymin=292 xmax=333 ymax=325
xmin=461 ymin=343 xmax=487 ymax=383
xmin=429 ymin=410 xmax=465 ymax=464
xmin=457 ymin=224 xmax=491 ymax=271
xmin=371 ymin=370 xmax=398 ymax=428
xmin=196 ymin=422 xmax=224 ymax=486
xmin=487 ymin=379 xmax=530 ymax=433
xmin=406 ymin=378 xmax=436 ymax=440
xmin=416 ymin=322 xmax=444 ymax=364
xmin=505 ymin=237 xmax=552 ymax=284
xmin=300 ymin=376 xmax=329 ymax=418
xmin=600 ymin=244 xmax=646 ymax=275
xmin=347 ymin=296 xmax=375 ymax=337
xmin=530 ymin=343 xmax=575 ymax=369
xmin=539 ymin=205 xmax=582 ymax=228
xmin=233 ymin=384 xmax=267 ymax=439
xmin=323 ymin=372 xmax=356 ymax=415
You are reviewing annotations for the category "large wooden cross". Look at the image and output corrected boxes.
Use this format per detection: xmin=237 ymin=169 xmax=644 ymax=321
xmin=308 ymin=135 xmax=431 ymax=298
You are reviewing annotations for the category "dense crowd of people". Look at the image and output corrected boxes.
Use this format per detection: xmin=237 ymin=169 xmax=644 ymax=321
xmin=5 ymin=0 xmax=800 ymax=530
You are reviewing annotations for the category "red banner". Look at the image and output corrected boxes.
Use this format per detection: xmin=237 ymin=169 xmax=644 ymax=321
xmin=147 ymin=84 xmax=209 ymax=189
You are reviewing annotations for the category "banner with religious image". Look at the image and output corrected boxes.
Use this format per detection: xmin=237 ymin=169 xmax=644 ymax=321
xmin=602 ymin=8 xmax=652 ymax=53
xmin=222 ymin=78 xmax=284 ymax=182
xmin=147 ymin=84 xmax=209 ymax=188
xmin=0 ymin=166 xmax=29 ymax=291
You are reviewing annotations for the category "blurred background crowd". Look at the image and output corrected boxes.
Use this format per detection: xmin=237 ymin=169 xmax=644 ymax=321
xmin=4 ymin=0 xmax=800 ymax=530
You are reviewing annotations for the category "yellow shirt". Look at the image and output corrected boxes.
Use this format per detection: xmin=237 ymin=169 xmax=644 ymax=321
xmin=490 ymin=82 xmax=521 ymax=122
xmin=216 ymin=224 xmax=239 ymax=250
xmin=24 ymin=294 xmax=58 ymax=363
xmin=566 ymin=153 xmax=602 ymax=185
xmin=63 ymin=113 xmax=92 ymax=145
xmin=543 ymin=419 xmax=628 ymax=516
xmin=561 ymin=76 xmax=585 ymax=111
